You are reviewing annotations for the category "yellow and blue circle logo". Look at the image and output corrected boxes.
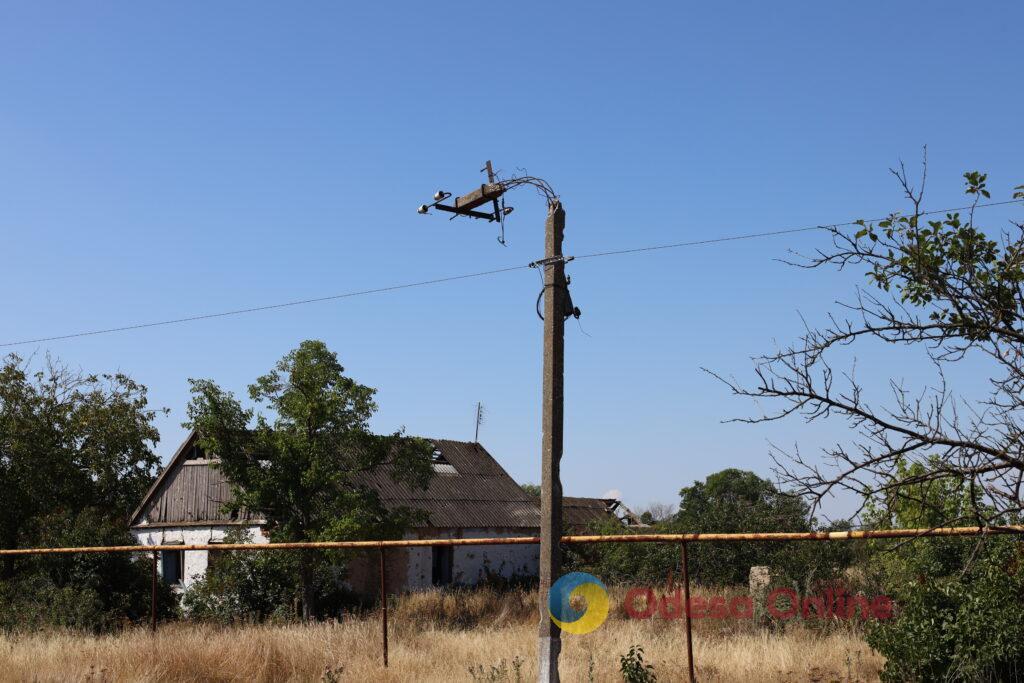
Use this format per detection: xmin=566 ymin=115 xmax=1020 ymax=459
xmin=548 ymin=572 xmax=609 ymax=634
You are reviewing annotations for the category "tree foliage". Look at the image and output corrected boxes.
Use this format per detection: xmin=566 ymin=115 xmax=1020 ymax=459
xmin=185 ymin=340 xmax=434 ymax=619
xmin=861 ymin=466 xmax=1024 ymax=681
xmin=0 ymin=353 xmax=166 ymax=630
xmin=179 ymin=529 xmax=360 ymax=623
xmin=520 ymin=482 xmax=541 ymax=497
xmin=674 ymin=469 xmax=818 ymax=585
xmin=567 ymin=469 xmax=854 ymax=587
xmin=716 ymin=160 xmax=1024 ymax=524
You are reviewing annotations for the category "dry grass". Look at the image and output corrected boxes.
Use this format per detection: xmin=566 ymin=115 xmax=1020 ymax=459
xmin=0 ymin=587 xmax=884 ymax=682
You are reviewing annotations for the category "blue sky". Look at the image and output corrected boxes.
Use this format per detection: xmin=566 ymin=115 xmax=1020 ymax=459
xmin=2 ymin=3 xmax=1022 ymax=519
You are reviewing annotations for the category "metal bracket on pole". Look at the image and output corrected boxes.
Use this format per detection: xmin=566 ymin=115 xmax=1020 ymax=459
xmin=529 ymin=255 xmax=575 ymax=269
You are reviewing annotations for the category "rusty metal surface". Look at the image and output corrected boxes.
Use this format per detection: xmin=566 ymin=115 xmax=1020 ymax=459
xmin=680 ymin=543 xmax=695 ymax=683
xmin=6 ymin=526 xmax=1023 ymax=556
xmin=380 ymin=547 xmax=388 ymax=668
xmin=150 ymin=550 xmax=158 ymax=632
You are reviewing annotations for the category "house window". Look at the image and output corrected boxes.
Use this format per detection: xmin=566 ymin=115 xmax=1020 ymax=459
xmin=207 ymin=541 xmax=226 ymax=573
xmin=162 ymin=548 xmax=184 ymax=585
xmin=431 ymin=546 xmax=454 ymax=586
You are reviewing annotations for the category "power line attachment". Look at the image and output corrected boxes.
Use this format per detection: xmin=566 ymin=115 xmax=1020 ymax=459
xmin=417 ymin=159 xmax=565 ymax=247
xmin=530 ymin=255 xmax=581 ymax=321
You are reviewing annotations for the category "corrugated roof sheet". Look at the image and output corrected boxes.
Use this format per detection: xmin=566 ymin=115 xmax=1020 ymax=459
xmin=563 ymin=497 xmax=620 ymax=529
xmin=132 ymin=433 xmax=620 ymax=531
xmin=357 ymin=439 xmax=542 ymax=528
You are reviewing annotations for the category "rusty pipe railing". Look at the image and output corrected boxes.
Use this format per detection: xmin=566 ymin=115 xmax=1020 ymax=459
xmin=3 ymin=525 xmax=1023 ymax=557
xmin=4 ymin=524 xmax=1022 ymax=677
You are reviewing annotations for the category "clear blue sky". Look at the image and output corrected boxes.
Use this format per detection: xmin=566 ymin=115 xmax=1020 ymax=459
xmin=2 ymin=3 xmax=1022 ymax=519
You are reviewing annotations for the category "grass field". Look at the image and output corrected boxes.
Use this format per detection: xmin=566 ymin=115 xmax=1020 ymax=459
xmin=0 ymin=587 xmax=885 ymax=682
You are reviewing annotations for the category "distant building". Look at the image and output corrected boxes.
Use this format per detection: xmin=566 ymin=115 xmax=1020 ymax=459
xmin=129 ymin=430 xmax=635 ymax=593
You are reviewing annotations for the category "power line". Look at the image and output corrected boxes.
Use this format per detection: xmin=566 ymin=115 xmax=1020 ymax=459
xmin=574 ymin=198 xmax=1024 ymax=261
xmin=0 ymin=265 xmax=530 ymax=347
xmin=2 ymin=198 xmax=1021 ymax=348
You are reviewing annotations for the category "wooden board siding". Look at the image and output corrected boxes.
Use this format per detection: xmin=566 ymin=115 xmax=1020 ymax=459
xmin=137 ymin=459 xmax=259 ymax=526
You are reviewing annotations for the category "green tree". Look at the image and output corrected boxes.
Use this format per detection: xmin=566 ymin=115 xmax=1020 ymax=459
xmin=676 ymin=470 xmax=796 ymax=575
xmin=674 ymin=469 xmax=831 ymax=585
xmin=719 ymin=162 xmax=1024 ymax=525
xmin=860 ymin=461 xmax=1024 ymax=681
xmin=566 ymin=469 xmax=852 ymax=586
xmin=0 ymin=353 xmax=166 ymax=630
xmin=185 ymin=340 xmax=433 ymax=620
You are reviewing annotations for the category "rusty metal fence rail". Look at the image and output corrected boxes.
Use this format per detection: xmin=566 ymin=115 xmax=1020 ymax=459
xmin=4 ymin=525 xmax=1024 ymax=680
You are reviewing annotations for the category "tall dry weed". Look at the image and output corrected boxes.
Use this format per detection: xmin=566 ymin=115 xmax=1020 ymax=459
xmin=0 ymin=587 xmax=884 ymax=682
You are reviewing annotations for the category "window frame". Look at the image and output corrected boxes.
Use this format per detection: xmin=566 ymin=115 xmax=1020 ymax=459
xmin=161 ymin=542 xmax=185 ymax=586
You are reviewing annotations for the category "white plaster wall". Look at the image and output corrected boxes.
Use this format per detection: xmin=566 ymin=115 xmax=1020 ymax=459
xmin=131 ymin=525 xmax=266 ymax=590
xmin=404 ymin=528 xmax=540 ymax=590
xmin=132 ymin=525 xmax=539 ymax=592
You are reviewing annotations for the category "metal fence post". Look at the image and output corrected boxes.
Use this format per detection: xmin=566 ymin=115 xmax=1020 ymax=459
xmin=380 ymin=546 xmax=388 ymax=668
xmin=150 ymin=549 xmax=158 ymax=633
xmin=680 ymin=542 xmax=695 ymax=682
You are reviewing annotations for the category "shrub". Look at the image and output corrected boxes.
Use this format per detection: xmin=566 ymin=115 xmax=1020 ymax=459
xmin=866 ymin=536 xmax=1024 ymax=682
xmin=468 ymin=655 xmax=524 ymax=682
xmin=858 ymin=459 xmax=1024 ymax=680
xmin=180 ymin=530 xmax=359 ymax=623
xmin=0 ymin=510 xmax=174 ymax=632
xmin=619 ymin=645 xmax=656 ymax=682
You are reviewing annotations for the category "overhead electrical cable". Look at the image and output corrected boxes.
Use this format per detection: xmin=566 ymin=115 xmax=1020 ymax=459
xmin=0 ymin=265 xmax=530 ymax=347
xmin=573 ymin=198 xmax=1024 ymax=261
xmin=2 ymin=198 xmax=1021 ymax=348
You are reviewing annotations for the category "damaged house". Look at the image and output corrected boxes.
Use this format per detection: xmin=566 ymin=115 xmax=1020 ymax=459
xmin=129 ymin=431 xmax=635 ymax=593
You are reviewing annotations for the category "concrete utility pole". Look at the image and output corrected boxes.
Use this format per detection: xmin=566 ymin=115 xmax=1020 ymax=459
xmin=417 ymin=164 xmax=572 ymax=682
xmin=537 ymin=201 xmax=566 ymax=682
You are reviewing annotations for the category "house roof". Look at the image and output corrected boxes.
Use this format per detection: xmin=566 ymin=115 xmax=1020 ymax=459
xmin=563 ymin=497 xmax=626 ymax=529
xmin=129 ymin=431 xmax=262 ymax=528
xmin=130 ymin=432 xmax=624 ymax=531
xmin=359 ymin=439 xmax=540 ymax=529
